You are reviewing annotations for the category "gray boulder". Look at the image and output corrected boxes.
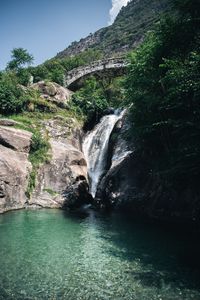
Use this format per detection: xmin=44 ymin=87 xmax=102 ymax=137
xmin=0 ymin=126 xmax=32 ymax=153
xmin=0 ymin=119 xmax=21 ymax=127
xmin=0 ymin=127 xmax=32 ymax=213
xmin=31 ymin=81 xmax=73 ymax=108
xmin=29 ymin=114 xmax=89 ymax=209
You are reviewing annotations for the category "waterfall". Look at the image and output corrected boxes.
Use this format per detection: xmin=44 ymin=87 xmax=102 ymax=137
xmin=83 ymin=110 xmax=123 ymax=198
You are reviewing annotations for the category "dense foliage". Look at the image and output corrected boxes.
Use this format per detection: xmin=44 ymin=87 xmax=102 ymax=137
xmin=6 ymin=48 xmax=34 ymax=71
xmin=125 ymin=0 xmax=200 ymax=189
xmin=30 ymin=49 xmax=103 ymax=85
xmin=0 ymin=72 xmax=27 ymax=114
xmin=27 ymin=131 xmax=50 ymax=197
xmin=71 ymin=75 xmax=125 ymax=128
xmin=6 ymin=48 xmax=34 ymax=86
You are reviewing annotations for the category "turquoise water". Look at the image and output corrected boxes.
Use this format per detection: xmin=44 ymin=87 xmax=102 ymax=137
xmin=0 ymin=209 xmax=200 ymax=300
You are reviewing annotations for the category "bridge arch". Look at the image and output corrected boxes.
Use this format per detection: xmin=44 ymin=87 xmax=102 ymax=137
xmin=65 ymin=57 xmax=127 ymax=89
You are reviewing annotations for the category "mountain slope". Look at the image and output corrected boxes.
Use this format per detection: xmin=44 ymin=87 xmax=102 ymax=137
xmin=56 ymin=0 xmax=172 ymax=59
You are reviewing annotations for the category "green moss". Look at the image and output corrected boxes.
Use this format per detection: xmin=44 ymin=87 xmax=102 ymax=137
xmin=26 ymin=132 xmax=50 ymax=198
xmin=43 ymin=188 xmax=58 ymax=196
xmin=26 ymin=170 xmax=37 ymax=198
xmin=29 ymin=133 xmax=50 ymax=165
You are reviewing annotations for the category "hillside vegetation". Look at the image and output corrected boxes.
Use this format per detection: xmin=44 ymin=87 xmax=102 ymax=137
xmin=125 ymin=0 xmax=200 ymax=219
xmin=57 ymin=0 xmax=172 ymax=58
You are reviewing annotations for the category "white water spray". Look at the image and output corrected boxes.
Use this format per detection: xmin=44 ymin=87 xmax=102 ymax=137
xmin=83 ymin=110 xmax=124 ymax=198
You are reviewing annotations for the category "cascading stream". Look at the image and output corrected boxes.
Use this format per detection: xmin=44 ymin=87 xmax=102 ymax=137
xmin=83 ymin=110 xmax=123 ymax=198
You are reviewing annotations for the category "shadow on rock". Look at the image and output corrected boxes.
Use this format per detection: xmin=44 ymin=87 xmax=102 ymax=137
xmin=62 ymin=179 xmax=93 ymax=210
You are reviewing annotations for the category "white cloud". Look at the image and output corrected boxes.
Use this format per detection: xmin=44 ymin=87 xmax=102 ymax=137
xmin=108 ymin=0 xmax=130 ymax=25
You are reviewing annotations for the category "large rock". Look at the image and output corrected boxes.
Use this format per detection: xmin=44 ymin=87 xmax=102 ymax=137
xmin=0 ymin=126 xmax=32 ymax=153
xmin=96 ymin=113 xmax=200 ymax=223
xmin=29 ymin=117 xmax=89 ymax=209
xmin=0 ymin=115 xmax=90 ymax=213
xmin=63 ymin=180 xmax=93 ymax=209
xmin=0 ymin=146 xmax=31 ymax=213
xmin=31 ymin=81 xmax=73 ymax=107
xmin=0 ymin=119 xmax=21 ymax=127
xmin=0 ymin=127 xmax=32 ymax=213
xmin=40 ymin=116 xmax=82 ymax=147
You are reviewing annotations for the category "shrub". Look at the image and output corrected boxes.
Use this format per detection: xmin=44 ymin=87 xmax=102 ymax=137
xmin=124 ymin=1 xmax=200 ymax=187
xmin=26 ymin=132 xmax=50 ymax=197
xmin=0 ymin=72 xmax=26 ymax=114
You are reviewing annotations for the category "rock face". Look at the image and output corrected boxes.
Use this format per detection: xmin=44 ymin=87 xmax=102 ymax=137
xmin=0 ymin=116 xmax=91 ymax=213
xmin=0 ymin=126 xmax=32 ymax=153
xmin=1 ymin=111 xmax=197 ymax=221
xmin=29 ymin=117 xmax=91 ymax=209
xmin=95 ymin=113 xmax=200 ymax=223
xmin=0 ymin=119 xmax=21 ymax=127
xmin=31 ymin=81 xmax=73 ymax=107
xmin=0 ymin=127 xmax=32 ymax=213
xmin=56 ymin=0 xmax=171 ymax=59
xmin=30 ymin=139 xmax=88 ymax=208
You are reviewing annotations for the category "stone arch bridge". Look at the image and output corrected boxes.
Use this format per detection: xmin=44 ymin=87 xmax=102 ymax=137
xmin=65 ymin=57 xmax=128 ymax=89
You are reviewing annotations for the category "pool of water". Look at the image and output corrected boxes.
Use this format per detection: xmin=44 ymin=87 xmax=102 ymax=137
xmin=0 ymin=209 xmax=200 ymax=299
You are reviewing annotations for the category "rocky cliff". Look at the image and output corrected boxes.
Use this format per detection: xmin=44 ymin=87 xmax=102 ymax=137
xmin=56 ymin=0 xmax=172 ymax=59
xmin=95 ymin=113 xmax=200 ymax=224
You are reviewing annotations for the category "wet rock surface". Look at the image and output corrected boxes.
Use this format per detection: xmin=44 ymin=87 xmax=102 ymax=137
xmin=63 ymin=180 xmax=93 ymax=209
xmin=95 ymin=113 xmax=200 ymax=223
xmin=95 ymin=112 xmax=137 ymax=209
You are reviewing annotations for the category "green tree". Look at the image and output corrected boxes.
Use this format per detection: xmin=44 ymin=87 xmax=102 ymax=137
xmin=125 ymin=0 xmax=200 ymax=186
xmin=71 ymin=76 xmax=109 ymax=127
xmin=7 ymin=48 xmax=34 ymax=71
xmin=29 ymin=65 xmax=50 ymax=83
xmin=44 ymin=59 xmax=65 ymax=85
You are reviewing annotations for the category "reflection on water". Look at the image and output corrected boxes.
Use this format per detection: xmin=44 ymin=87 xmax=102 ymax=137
xmin=0 ymin=209 xmax=199 ymax=299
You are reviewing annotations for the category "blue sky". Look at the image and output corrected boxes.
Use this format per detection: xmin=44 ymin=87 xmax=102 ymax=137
xmin=0 ymin=0 xmax=129 ymax=70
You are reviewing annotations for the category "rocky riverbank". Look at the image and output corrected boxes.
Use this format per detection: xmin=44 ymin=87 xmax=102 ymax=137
xmin=0 ymin=81 xmax=91 ymax=213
